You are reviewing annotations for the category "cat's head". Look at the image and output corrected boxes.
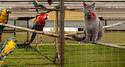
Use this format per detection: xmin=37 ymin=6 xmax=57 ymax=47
xmin=83 ymin=2 xmax=95 ymax=12
xmin=83 ymin=2 xmax=96 ymax=20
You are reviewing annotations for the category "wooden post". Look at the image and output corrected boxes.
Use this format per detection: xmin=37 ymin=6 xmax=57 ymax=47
xmin=14 ymin=20 xmax=16 ymax=37
xmin=105 ymin=20 xmax=107 ymax=31
xmin=27 ymin=20 xmax=29 ymax=42
xmin=54 ymin=6 xmax=60 ymax=64
xmin=59 ymin=0 xmax=65 ymax=67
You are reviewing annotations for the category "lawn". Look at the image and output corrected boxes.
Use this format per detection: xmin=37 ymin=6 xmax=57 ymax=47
xmin=1 ymin=45 xmax=125 ymax=67
xmin=64 ymin=45 xmax=125 ymax=67
xmin=0 ymin=31 xmax=125 ymax=67
xmin=2 ymin=46 xmax=58 ymax=67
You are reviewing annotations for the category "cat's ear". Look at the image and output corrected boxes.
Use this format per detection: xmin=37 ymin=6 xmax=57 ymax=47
xmin=83 ymin=2 xmax=87 ymax=7
xmin=91 ymin=2 xmax=95 ymax=7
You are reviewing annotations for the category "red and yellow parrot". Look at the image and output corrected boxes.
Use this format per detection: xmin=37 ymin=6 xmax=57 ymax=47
xmin=24 ymin=0 xmax=49 ymax=46
xmin=24 ymin=13 xmax=48 ymax=46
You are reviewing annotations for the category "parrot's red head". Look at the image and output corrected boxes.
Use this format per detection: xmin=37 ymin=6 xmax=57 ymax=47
xmin=39 ymin=13 xmax=48 ymax=19
xmin=36 ymin=13 xmax=48 ymax=24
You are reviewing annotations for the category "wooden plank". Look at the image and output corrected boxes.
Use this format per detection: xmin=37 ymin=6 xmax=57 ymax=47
xmin=0 ymin=22 xmax=124 ymax=41
xmin=97 ymin=42 xmax=125 ymax=49
xmin=0 ymin=0 xmax=125 ymax=2
xmin=0 ymin=23 xmax=74 ymax=40
xmin=8 ymin=11 xmax=125 ymax=20
xmin=103 ymin=21 xmax=125 ymax=29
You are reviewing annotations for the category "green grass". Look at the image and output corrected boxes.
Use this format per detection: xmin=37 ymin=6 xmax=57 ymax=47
xmin=2 ymin=46 xmax=58 ymax=67
xmin=1 ymin=44 xmax=125 ymax=67
xmin=64 ymin=45 xmax=125 ymax=67
xmin=0 ymin=31 xmax=125 ymax=67
xmin=101 ymin=31 xmax=125 ymax=45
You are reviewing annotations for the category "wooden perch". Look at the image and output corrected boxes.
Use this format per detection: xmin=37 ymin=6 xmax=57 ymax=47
xmin=0 ymin=23 xmax=74 ymax=40
xmin=1 ymin=23 xmax=125 ymax=49
xmin=97 ymin=42 xmax=125 ymax=49
xmin=103 ymin=21 xmax=125 ymax=29
xmin=0 ymin=21 xmax=125 ymax=41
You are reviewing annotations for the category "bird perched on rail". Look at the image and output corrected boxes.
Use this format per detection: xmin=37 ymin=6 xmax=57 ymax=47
xmin=24 ymin=12 xmax=48 ymax=47
xmin=0 ymin=8 xmax=10 ymax=42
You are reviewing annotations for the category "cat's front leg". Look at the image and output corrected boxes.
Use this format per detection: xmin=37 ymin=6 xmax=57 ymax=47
xmin=91 ymin=30 xmax=98 ymax=44
xmin=83 ymin=30 xmax=91 ymax=43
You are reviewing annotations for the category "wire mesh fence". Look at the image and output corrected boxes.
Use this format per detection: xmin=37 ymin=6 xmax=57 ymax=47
xmin=1 ymin=15 xmax=125 ymax=67
xmin=1 ymin=1 xmax=125 ymax=67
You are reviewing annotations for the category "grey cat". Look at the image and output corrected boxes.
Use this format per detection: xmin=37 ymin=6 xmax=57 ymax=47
xmin=83 ymin=2 xmax=103 ymax=44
